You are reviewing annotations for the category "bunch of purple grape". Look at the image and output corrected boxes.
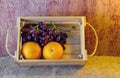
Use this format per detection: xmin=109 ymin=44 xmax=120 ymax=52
xmin=21 ymin=22 xmax=68 ymax=50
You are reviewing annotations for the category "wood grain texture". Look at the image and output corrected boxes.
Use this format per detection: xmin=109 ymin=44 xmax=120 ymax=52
xmin=0 ymin=0 xmax=120 ymax=56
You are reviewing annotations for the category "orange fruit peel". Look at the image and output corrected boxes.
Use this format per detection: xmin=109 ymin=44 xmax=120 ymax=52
xmin=22 ymin=42 xmax=42 ymax=59
xmin=43 ymin=42 xmax=63 ymax=59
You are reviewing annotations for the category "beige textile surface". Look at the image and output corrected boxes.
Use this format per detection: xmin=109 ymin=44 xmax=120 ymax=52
xmin=0 ymin=56 xmax=120 ymax=78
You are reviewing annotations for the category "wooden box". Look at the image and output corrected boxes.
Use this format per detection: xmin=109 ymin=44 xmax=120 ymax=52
xmin=16 ymin=16 xmax=87 ymax=66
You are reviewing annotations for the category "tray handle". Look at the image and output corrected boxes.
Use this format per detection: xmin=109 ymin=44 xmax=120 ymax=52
xmin=5 ymin=26 xmax=16 ymax=59
xmin=86 ymin=22 xmax=99 ymax=57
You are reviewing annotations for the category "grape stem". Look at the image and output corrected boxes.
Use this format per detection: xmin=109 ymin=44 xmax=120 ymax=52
xmin=34 ymin=25 xmax=39 ymax=30
xmin=50 ymin=21 xmax=56 ymax=29
xmin=50 ymin=21 xmax=65 ymax=32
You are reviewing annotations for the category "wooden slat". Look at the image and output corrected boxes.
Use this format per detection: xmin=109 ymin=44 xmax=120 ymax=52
xmin=64 ymin=45 xmax=81 ymax=53
xmin=62 ymin=53 xmax=80 ymax=59
xmin=66 ymin=38 xmax=80 ymax=45
xmin=17 ymin=59 xmax=85 ymax=66
xmin=21 ymin=16 xmax=83 ymax=23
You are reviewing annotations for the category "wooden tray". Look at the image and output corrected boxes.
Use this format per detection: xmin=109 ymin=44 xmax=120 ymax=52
xmin=15 ymin=16 xmax=87 ymax=66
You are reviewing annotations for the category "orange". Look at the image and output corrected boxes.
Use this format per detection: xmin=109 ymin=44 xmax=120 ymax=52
xmin=22 ymin=42 xmax=41 ymax=59
xmin=43 ymin=42 xmax=63 ymax=59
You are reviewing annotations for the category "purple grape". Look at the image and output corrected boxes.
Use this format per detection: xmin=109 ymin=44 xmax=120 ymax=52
xmin=41 ymin=32 xmax=47 ymax=36
xmin=38 ymin=30 xmax=43 ymax=35
xmin=21 ymin=27 xmax=29 ymax=33
xmin=38 ymin=22 xmax=43 ymax=26
xmin=21 ymin=33 xmax=27 ymax=38
xmin=63 ymin=33 xmax=68 ymax=38
xmin=50 ymin=35 xmax=54 ymax=40
xmin=35 ymin=30 xmax=39 ymax=35
xmin=38 ymin=22 xmax=45 ymax=30
xmin=41 ymin=37 xmax=45 ymax=40
xmin=22 ymin=37 xmax=27 ymax=44
xmin=42 ymin=26 xmax=47 ymax=31
xmin=48 ymin=38 xmax=52 ymax=42
xmin=48 ymin=30 xmax=53 ymax=35
xmin=45 ymin=35 xmax=49 ymax=39
xmin=40 ymin=40 xmax=47 ymax=47
xmin=38 ymin=35 xmax=42 ymax=39
xmin=61 ymin=35 xmax=66 ymax=40
xmin=31 ymin=30 xmax=39 ymax=37
xmin=41 ymin=43 xmax=44 ymax=47
xmin=26 ymin=23 xmax=33 ymax=27
xmin=22 ymin=38 xmax=26 ymax=42
xmin=60 ymin=35 xmax=66 ymax=43
xmin=29 ymin=29 xmax=35 ymax=34
xmin=52 ymin=30 xmax=57 ymax=34
xmin=46 ymin=28 xmax=51 ymax=32
xmin=31 ymin=33 xmax=35 ymax=37
xmin=55 ymin=35 xmax=61 ymax=41
xmin=39 ymin=40 xmax=42 ymax=43
xmin=21 ymin=24 xmax=33 ymax=32
xmin=27 ymin=34 xmax=32 ymax=40
xmin=34 ymin=36 xmax=38 ymax=42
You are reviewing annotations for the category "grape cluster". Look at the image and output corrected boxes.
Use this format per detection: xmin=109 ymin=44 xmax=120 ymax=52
xmin=21 ymin=22 xmax=68 ymax=50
